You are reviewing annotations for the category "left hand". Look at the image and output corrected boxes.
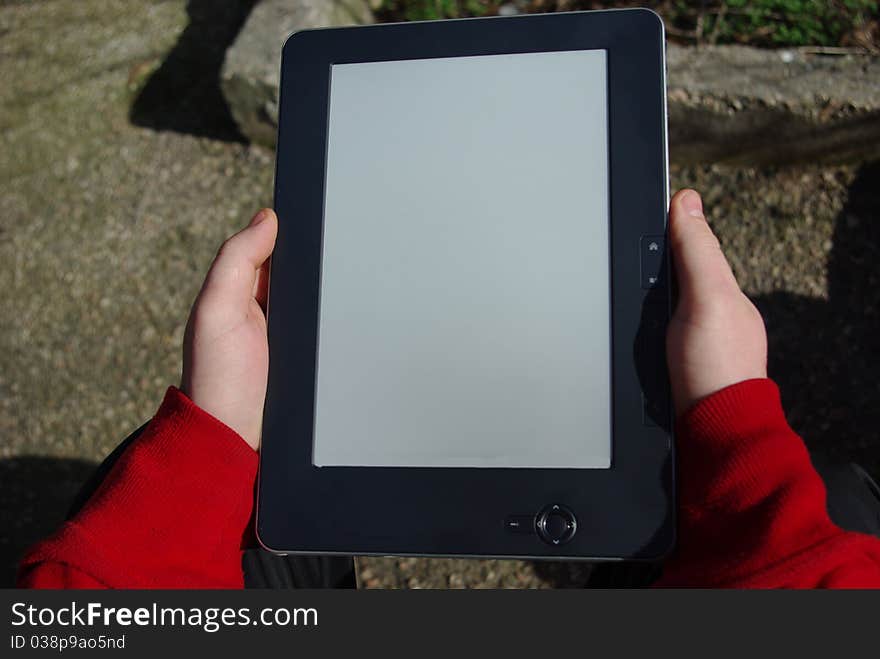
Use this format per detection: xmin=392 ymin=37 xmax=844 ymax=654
xmin=180 ymin=208 xmax=278 ymax=450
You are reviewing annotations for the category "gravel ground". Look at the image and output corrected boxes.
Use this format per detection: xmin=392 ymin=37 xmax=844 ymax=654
xmin=1 ymin=0 xmax=878 ymax=588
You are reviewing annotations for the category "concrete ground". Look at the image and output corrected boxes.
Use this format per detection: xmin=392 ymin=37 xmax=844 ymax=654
xmin=1 ymin=0 xmax=878 ymax=588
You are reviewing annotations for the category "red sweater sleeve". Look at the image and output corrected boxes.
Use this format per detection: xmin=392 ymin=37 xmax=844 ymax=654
xmin=656 ymin=378 xmax=880 ymax=588
xmin=17 ymin=387 xmax=258 ymax=589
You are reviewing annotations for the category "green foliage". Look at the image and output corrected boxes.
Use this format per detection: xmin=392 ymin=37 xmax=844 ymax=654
xmin=376 ymin=1 xmax=879 ymax=48
xmin=695 ymin=0 xmax=879 ymax=47
xmin=378 ymin=0 xmax=497 ymax=22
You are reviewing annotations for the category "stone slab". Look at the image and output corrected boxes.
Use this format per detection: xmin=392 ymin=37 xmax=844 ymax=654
xmin=220 ymin=0 xmax=373 ymax=147
xmin=667 ymin=44 xmax=880 ymax=164
xmin=222 ymin=5 xmax=880 ymax=164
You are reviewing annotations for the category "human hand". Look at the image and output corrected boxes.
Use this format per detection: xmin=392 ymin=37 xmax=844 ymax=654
xmin=666 ymin=189 xmax=768 ymax=417
xmin=180 ymin=208 xmax=278 ymax=450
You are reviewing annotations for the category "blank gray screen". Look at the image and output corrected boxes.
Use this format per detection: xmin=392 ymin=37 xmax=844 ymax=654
xmin=313 ymin=50 xmax=610 ymax=468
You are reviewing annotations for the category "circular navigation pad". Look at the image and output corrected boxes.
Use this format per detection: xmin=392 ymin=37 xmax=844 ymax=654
xmin=536 ymin=504 xmax=577 ymax=545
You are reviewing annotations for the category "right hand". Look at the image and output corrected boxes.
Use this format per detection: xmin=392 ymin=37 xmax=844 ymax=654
xmin=666 ymin=189 xmax=768 ymax=417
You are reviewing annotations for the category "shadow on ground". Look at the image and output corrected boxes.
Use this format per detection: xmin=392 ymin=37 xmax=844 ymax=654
xmin=0 ymin=457 xmax=98 ymax=587
xmin=130 ymin=0 xmax=257 ymax=142
xmin=758 ymin=160 xmax=880 ymax=475
xmin=537 ymin=158 xmax=880 ymax=587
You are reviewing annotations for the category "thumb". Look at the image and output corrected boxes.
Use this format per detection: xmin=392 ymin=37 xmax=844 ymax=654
xmin=668 ymin=189 xmax=739 ymax=305
xmin=201 ymin=208 xmax=278 ymax=306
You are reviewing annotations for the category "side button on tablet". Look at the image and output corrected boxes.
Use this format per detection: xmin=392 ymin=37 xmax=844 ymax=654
xmin=536 ymin=504 xmax=577 ymax=545
xmin=641 ymin=235 xmax=666 ymax=289
xmin=638 ymin=301 xmax=671 ymax=427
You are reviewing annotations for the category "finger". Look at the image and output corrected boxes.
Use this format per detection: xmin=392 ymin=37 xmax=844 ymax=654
xmin=668 ymin=189 xmax=739 ymax=304
xmin=202 ymin=208 xmax=278 ymax=307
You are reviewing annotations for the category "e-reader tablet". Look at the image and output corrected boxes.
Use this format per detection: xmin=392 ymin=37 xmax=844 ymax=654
xmin=258 ymin=8 xmax=673 ymax=561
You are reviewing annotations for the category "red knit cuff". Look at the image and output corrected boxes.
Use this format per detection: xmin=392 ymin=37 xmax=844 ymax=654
xmin=19 ymin=387 xmax=258 ymax=588
xmin=157 ymin=386 xmax=258 ymax=469
xmin=678 ymin=378 xmax=785 ymax=445
xmin=675 ymin=378 xmax=809 ymax=508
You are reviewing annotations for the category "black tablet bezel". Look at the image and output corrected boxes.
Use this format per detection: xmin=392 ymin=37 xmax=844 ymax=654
xmin=259 ymin=8 xmax=674 ymax=560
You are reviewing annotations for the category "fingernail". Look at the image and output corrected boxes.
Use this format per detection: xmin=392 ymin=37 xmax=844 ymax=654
xmin=681 ymin=190 xmax=704 ymax=218
xmin=251 ymin=209 xmax=271 ymax=226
